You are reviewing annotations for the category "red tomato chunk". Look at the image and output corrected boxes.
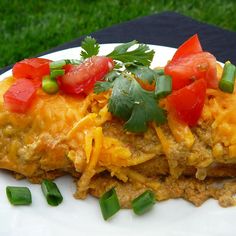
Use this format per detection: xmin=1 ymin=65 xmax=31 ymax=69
xmin=3 ymin=79 xmax=36 ymax=113
xmin=171 ymin=34 xmax=202 ymax=61
xmin=13 ymin=58 xmax=51 ymax=81
xmin=59 ymin=56 xmax=114 ymax=95
xmin=164 ymin=33 xmax=217 ymax=90
xmin=165 ymin=52 xmax=217 ymax=90
xmin=167 ymin=79 xmax=207 ymax=126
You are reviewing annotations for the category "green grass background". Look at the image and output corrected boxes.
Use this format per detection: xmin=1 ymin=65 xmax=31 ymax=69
xmin=0 ymin=0 xmax=235 ymax=68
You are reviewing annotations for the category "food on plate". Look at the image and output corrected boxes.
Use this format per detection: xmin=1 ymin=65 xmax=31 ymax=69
xmin=1 ymin=35 xmax=236 ymax=216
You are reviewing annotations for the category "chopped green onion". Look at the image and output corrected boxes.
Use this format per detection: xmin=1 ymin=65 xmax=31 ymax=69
xmin=155 ymin=75 xmax=172 ymax=98
xmin=131 ymin=190 xmax=156 ymax=215
xmin=50 ymin=60 xmax=66 ymax=69
xmin=50 ymin=69 xmax=65 ymax=79
xmin=99 ymin=188 xmax=120 ymax=220
xmin=219 ymin=61 xmax=236 ymax=93
xmin=154 ymin=68 xmax=164 ymax=76
xmin=42 ymin=76 xmax=59 ymax=94
xmin=41 ymin=180 xmax=63 ymax=206
xmin=65 ymin=59 xmax=82 ymax=65
xmin=6 ymin=186 xmax=32 ymax=205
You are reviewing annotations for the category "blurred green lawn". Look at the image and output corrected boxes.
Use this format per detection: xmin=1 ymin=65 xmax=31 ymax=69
xmin=0 ymin=0 xmax=236 ymax=68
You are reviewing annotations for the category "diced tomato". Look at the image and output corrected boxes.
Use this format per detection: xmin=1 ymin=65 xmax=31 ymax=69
xmin=172 ymin=34 xmax=203 ymax=61
xmin=167 ymin=79 xmax=207 ymax=126
xmin=59 ymin=56 xmax=114 ymax=95
xmin=63 ymin=64 xmax=74 ymax=73
xmin=31 ymin=78 xmax=42 ymax=89
xmin=3 ymin=79 xmax=36 ymax=113
xmin=165 ymin=52 xmax=217 ymax=90
xmin=13 ymin=58 xmax=51 ymax=81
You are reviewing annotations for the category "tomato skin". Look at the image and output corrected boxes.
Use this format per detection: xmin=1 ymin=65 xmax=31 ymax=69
xmin=3 ymin=79 xmax=36 ymax=113
xmin=172 ymin=34 xmax=202 ymax=61
xmin=63 ymin=64 xmax=74 ymax=73
xmin=12 ymin=58 xmax=51 ymax=81
xmin=59 ymin=56 xmax=114 ymax=95
xmin=167 ymin=79 xmax=207 ymax=126
xmin=165 ymin=52 xmax=217 ymax=90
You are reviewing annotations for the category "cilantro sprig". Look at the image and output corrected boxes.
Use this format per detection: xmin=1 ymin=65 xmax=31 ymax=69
xmin=94 ymin=71 xmax=119 ymax=94
xmin=124 ymin=79 xmax=166 ymax=132
xmin=80 ymin=37 xmax=154 ymax=66
xmin=80 ymin=36 xmax=100 ymax=60
xmin=80 ymin=36 xmax=169 ymax=133
xmin=108 ymin=75 xmax=134 ymax=121
xmin=108 ymin=74 xmax=166 ymax=132
xmin=126 ymin=65 xmax=158 ymax=84
xmin=107 ymin=41 xmax=155 ymax=66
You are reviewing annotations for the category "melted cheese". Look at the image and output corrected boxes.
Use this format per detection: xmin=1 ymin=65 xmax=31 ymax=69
xmin=205 ymin=89 xmax=236 ymax=147
xmin=168 ymin=114 xmax=195 ymax=149
xmin=0 ymin=77 xmax=161 ymax=196
xmin=153 ymin=123 xmax=170 ymax=155
xmin=1 ymin=61 xmax=236 ymax=197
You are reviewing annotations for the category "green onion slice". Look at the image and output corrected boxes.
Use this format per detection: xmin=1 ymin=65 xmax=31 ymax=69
xmin=155 ymin=75 xmax=172 ymax=98
xmin=41 ymin=180 xmax=63 ymax=206
xmin=6 ymin=186 xmax=32 ymax=205
xmin=50 ymin=60 xmax=66 ymax=69
xmin=50 ymin=69 xmax=65 ymax=79
xmin=42 ymin=76 xmax=59 ymax=94
xmin=99 ymin=188 xmax=120 ymax=220
xmin=131 ymin=190 xmax=156 ymax=215
xmin=219 ymin=61 xmax=236 ymax=93
xmin=65 ymin=59 xmax=82 ymax=65
xmin=154 ymin=68 xmax=164 ymax=76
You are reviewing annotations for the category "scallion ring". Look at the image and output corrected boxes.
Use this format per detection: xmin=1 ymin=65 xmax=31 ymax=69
xmin=65 ymin=59 xmax=82 ymax=65
xmin=131 ymin=190 xmax=156 ymax=215
xmin=50 ymin=69 xmax=65 ymax=79
xmin=41 ymin=180 xmax=63 ymax=206
xmin=6 ymin=186 xmax=32 ymax=205
xmin=219 ymin=61 xmax=236 ymax=93
xmin=155 ymin=75 xmax=172 ymax=98
xmin=42 ymin=76 xmax=59 ymax=94
xmin=154 ymin=68 xmax=164 ymax=76
xmin=50 ymin=60 xmax=66 ymax=69
xmin=99 ymin=188 xmax=120 ymax=220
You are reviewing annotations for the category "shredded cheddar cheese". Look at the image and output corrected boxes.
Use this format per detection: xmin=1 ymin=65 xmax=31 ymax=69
xmin=75 ymin=127 xmax=103 ymax=199
xmin=168 ymin=115 xmax=195 ymax=149
xmin=66 ymin=113 xmax=98 ymax=139
xmin=118 ymin=168 xmax=161 ymax=191
xmin=153 ymin=123 xmax=169 ymax=155
xmin=205 ymin=89 xmax=236 ymax=148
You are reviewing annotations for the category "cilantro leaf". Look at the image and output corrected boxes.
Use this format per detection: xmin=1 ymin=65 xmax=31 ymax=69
xmin=107 ymin=41 xmax=155 ymax=66
xmin=94 ymin=71 xmax=120 ymax=94
xmin=114 ymin=62 xmax=123 ymax=70
xmin=124 ymin=79 xmax=166 ymax=132
xmin=80 ymin=36 xmax=100 ymax=60
xmin=109 ymin=40 xmax=137 ymax=54
xmin=127 ymin=65 xmax=158 ymax=85
xmin=108 ymin=75 xmax=167 ymax=132
xmin=104 ymin=70 xmax=120 ymax=82
xmin=108 ymin=75 xmax=134 ymax=120
xmin=94 ymin=81 xmax=114 ymax=94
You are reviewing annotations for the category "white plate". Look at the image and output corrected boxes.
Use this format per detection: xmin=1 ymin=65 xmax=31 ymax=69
xmin=0 ymin=44 xmax=235 ymax=236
